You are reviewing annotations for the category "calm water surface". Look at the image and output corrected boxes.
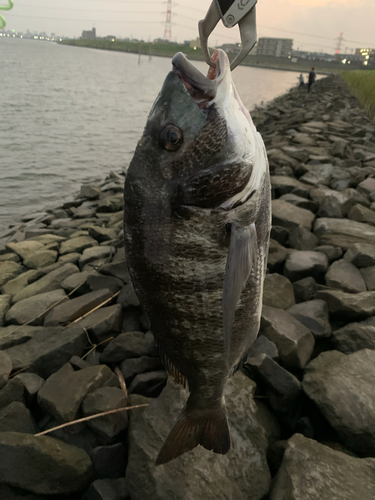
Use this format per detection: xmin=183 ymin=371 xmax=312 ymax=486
xmin=1 ymin=38 xmax=302 ymax=233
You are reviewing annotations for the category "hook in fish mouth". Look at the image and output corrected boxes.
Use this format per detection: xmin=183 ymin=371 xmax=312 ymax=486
xmin=171 ymin=50 xmax=225 ymax=108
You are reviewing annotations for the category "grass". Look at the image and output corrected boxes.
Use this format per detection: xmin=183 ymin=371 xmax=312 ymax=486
xmin=341 ymin=70 xmax=375 ymax=123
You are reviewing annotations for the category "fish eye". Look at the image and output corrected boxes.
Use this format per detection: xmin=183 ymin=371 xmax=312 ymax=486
xmin=159 ymin=125 xmax=183 ymax=151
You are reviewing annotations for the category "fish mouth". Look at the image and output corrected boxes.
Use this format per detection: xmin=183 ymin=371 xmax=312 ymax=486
xmin=172 ymin=50 xmax=227 ymax=110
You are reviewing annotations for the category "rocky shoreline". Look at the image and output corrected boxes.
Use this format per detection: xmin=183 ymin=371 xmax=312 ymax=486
xmin=1 ymin=74 xmax=375 ymax=500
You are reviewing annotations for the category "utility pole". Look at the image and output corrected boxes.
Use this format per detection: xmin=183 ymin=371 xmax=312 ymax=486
xmin=164 ymin=0 xmax=172 ymax=40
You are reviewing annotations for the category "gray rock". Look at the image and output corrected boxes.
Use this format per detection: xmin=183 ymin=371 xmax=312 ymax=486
xmin=61 ymin=270 xmax=92 ymax=295
xmin=81 ymin=184 xmax=101 ymax=200
xmin=288 ymin=226 xmax=318 ymax=250
xmin=0 ymin=351 xmax=12 ymax=390
xmin=44 ymin=288 xmax=113 ymax=327
xmin=84 ymin=478 xmax=129 ymax=500
xmin=76 ymin=304 xmax=123 ymax=343
xmin=357 ymin=177 xmax=375 ymax=196
xmin=127 ymin=370 xmax=167 ymax=398
xmin=272 ymin=199 xmax=315 ymax=231
xmin=248 ymin=335 xmax=279 ymax=361
xmin=314 ymin=245 xmax=342 ymax=263
xmin=0 ymin=325 xmax=38 ymax=350
xmin=120 ymin=356 xmax=164 ymax=382
xmin=88 ymin=226 xmax=118 ymax=243
xmin=87 ymin=274 xmax=124 ymax=294
xmin=0 ymin=401 xmax=39 ymax=433
xmin=14 ymin=372 xmax=45 ymax=404
xmin=293 ymin=277 xmax=318 ymax=303
xmin=263 ymin=273 xmax=295 ymax=310
xmin=261 ymin=306 xmax=315 ymax=369
xmin=270 ymin=226 xmax=290 ymax=246
xmin=79 ymin=246 xmax=115 ymax=269
xmin=271 ymin=176 xmax=311 ymax=197
xmin=82 ymin=387 xmax=128 ymax=441
xmin=344 ymin=243 xmax=375 ymax=267
xmin=58 ymin=252 xmax=81 ymax=264
xmin=279 ymin=193 xmax=318 ymax=213
xmin=12 ymin=263 xmax=79 ymax=303
xmin=0 ymin=261 xmax=24 ymax=287
xmin=0 ymin=377 xmax=25 ymax=409
xmin=38 ymin=363 xmax=119 ymax=422
xmin=23 ymin=250 xmax=58 ymax=269
xmin=341 ymin=187 xmax=371 ymax=210
xmin=0 ymin=483 xmax=45 ymax=499
xmin=0 ymin=432 xmax=93 ymax=494
xmin=89 ymin=442 xmax=127 ymax=479
xmin=348 ymin=203 xmax=375 ymax=226
xmin=288 ymin=300 xmax=331 ymax=338
xmin=284 ymin=251 xmax=328 ymax=282
xmin=60 ymin=236 xmax=98 ymax=255
xmin=267 ymin=239 xmax=289 ymax=270
xmin=6 ymin=240 xmax=44 ymax=262
xmin=98 ymin=260 xmax=130 ymax=284
xmin=1 ymin=269 xmax=39 ymax=296
xmin=314 ymin=217 xmax=375 ymax=249
xmin=361 ymin=266 xmax=375 ymax=290
xmin=303 ymin=350 xmax=375 ymax=456
xmin=125 ymin=372 xmax=271 ymax=500
xmin=316 ymin=289 xmax=375 ymax=320
xmin=332 ymin=322 xmax=375 ymax=353
xmin=316 ymin=196 xmax=342 ymax=218
xmin=0 ymin=294 xmax=11 ymax=326
xmin=331 ymin=138 xmax=348 ymax=158
xmin=270 ymin=433 xmax=375 ymax=500
xmin=325 ymin=259 xmax=367 ymax=293
xmin=5 ymin=326 xmax=88 ymax=378
xmin=6 ymin=289 xmax=68 ymax=326
xmin=100 ymin=332 xmax=157 ymax=364
xmin=299 ymin=164 xmax=333 ymax=186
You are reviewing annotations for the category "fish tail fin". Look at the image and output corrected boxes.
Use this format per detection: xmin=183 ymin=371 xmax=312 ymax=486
xmin=155 ymin=396 xmax=230 ymax=465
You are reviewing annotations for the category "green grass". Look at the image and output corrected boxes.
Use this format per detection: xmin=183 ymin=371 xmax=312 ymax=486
xmin=341 ymin=70 xmax=375 ymax=122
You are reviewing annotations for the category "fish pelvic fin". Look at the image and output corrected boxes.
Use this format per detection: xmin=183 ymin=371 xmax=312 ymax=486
xmin=155 ymin=396 xmax=230 ymax=465
xmin=159 ymin=348 xmax=189 ymax=389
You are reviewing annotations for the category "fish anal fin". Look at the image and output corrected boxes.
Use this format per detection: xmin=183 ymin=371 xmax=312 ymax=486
xmin=159 ymin=348 xmax=189 ymax=389
xmin=223 ymin=223 xmax=258 ymax=358
xmin=156 ymin=397 xmax=230 ymax=465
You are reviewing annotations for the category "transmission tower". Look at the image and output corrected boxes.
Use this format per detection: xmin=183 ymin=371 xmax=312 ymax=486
xmin=164 ymin=0 xmax=172 ymax=40
xmin=335 ymin=31 xmax=344 ymax=54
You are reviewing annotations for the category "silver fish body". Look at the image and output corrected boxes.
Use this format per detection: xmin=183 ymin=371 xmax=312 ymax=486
xmin=124 ymin=49 xmax=271 ymax=464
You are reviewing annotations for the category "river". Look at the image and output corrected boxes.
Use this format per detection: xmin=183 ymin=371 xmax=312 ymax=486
xmin=0 ymin=37 xmax=304 ymax=234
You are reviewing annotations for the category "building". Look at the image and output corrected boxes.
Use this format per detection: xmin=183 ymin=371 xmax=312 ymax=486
xmin=355 ymin=48 xmax=375 ymax=66
xmin=257 ymin=37 xmax=293 ymax=57
xmin=82 ymin=28 xmax=96 ymax=40
xmin=219 ymin=43 xmax=241 ymax=54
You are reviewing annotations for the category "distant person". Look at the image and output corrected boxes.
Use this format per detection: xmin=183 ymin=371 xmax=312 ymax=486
xmin=299 ymin=73 xmax=304 ymax=87
xmin=307 ymin=67 xmax=316 ymax=93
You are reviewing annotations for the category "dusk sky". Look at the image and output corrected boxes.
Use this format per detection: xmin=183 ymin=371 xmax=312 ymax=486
xmin=4 ymin=0 xmax=375 ymax=54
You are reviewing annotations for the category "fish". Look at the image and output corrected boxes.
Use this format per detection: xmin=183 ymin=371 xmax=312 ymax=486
xmin=123 ymin=48 xmax=271 ymax=465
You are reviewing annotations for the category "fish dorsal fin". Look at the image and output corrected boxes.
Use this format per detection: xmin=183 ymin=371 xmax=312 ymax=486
xmin=222 ymin=223 xmax=258 ymax=360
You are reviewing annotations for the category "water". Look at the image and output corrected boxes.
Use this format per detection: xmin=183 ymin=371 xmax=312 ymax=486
xmin=0 ymin=38 xmax=301 ymax=233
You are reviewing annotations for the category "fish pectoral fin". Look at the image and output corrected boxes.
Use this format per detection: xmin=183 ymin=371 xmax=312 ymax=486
xmin=223 ymin=223 xmax=257 ymax=359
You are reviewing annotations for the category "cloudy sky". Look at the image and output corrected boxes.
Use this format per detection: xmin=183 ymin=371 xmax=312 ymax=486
xmin=4 ymin=0 xmax=375 ymax=54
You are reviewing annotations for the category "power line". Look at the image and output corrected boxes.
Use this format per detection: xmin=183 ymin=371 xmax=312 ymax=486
xmin=7 ymin=13 xmax=161 ymax=23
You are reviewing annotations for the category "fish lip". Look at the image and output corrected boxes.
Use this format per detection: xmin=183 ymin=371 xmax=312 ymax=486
xmin=171 ymin=51 xmax=224 ymax=105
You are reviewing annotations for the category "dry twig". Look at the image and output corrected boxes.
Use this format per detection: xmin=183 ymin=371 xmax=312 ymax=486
xmin=66 ymin=290 xmax=121 ymax=327
xmin=115 ymin=366 xmax=128 ymax=396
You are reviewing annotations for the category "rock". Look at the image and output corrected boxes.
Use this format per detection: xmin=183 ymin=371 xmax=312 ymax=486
xmin=38 ymin=363 xmax=119 ymax=422
xmin=84 ymin=478 xmax=129 ymax=500
xmin=89 ymin=442 xmax=127 ymax=479
xmin=314 ymin=245 xmax=342 ymax=263
xmin=81 ymin=184 xmax=101 ymax=199
xmin=59 ymin=252 xmax=81 ymax=264
xmin=79 ymin=246 xmax=115 ymax=269
xmin=14 ymin=372 xmax=45 ymax=404
xmin=6 ymin=240 xmax=44 ymax=262
xmin=261 ymin=306 xmax=315 ymax=369
xmin=288 ymin=300 xmax=331 ymax=338
xmin=292 ymin=277 xmax=318 ymax=303
xmin=127 ymin=370 xmax=167 ymax=398
xmin=76 ymin=304 xmax=123 ymax=343
xmin=288 ymin=226 xmax=318 ymax=250
xmin=284 ymin=251 xmax=328 ymax=282
xmin=279 ymin=193 xmax=318 ymax=213
xmin=267 ymin=239 xmax=289 ymax=270
xmin=272 ymin=199 xmax=315 ymax=231
xmin=332 ymin=322 xmax=375 ymax=353
xmin=98 ymin=260 xmax=130 ymax=284
xmin=120 ymin=356 xmax=164 ymax=383
xmin=344 ymin=243 xmax=375 ymax=267
xmin=88 ymin=226 xmax=118 ymax=243
xmin=5 ymin=326 xmax=88 ymax=378
xmin=0 ymin=351 xmax=12 ymax=390
xmin=0 ymin=261 xmax=23 ymax=287
xmin=0 ymin=377 xmax=25 ymax=409
xmin=6 ymin=289 xmax=68 ymax=326
xmin=61 ymin=270 xmax=92 ymax=295
xmin=331 ymin=138 xmax=348 ymax=158
xmin=314 ymin=217 xmax=375 ymax=249
xmin=361 ymin=266 xmax=375 ymax=290
xmin=248 ymin=335 xmax=279 ymax=361
xmin=44 ymin=288 xmax=113 ymax=327
xmin=12 ymin=263 xmax=79 ymax=303
xmin=0 ymin=484 xmax=45 ymax=499
xmin=302 ymin=350 xmax=375 ymax=456
xmin=23 ymin=250 xmax=58 ymax=269
xmin=100 ymin=332 xmax=157 ymax=364
xmin=87 ymin=274 xmax=124 ymax=294
xmin=1 ymin=269 xmax=39 ymax=296
xmin=299 ymin=164 xmax=333 ymax=186
xmin=125 ymin=372 xmax=271 ymax=500
xmin=60 ymin=236 xmax=98 ymax=255
xmin=246 ymin=354 xmax=301 ymax=421
xmin=348 ymin=203 xmax=375 ymax=226
xmin=357 ymin=177 xmax=375 ymax=196
xmin=0 ymin=294 xmax=11 ymax=326
xmin=0 ymin=401 xmax=39 ymax=433
xmin=82 ymin=387 xmax=128 ymax=442
xmin=325 ymin=259 xmax=367 ymax=293
xmin=316 ymin=289 xmax=375 ymax=320
xmin=271 ymin=176 xmax=311 ymax=198
xmin=0 ymin=432 xmax=93 ymax=494
xmin=262 ymin=273 xmax=295 ymax=309
xmin=270 ymin=226 xmax=290 ymax=246
xmin=270 ymin=433 xmax=375 ymax=500
xmin=316 ymin=196 xmax=342 ymax=218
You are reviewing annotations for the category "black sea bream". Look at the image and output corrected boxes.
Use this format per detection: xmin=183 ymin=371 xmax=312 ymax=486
xmin=124 ymin=49 xmax=271 ymax=464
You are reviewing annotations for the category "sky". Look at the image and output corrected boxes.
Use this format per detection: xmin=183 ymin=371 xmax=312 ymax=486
xmin=3 ymin=0 xmax=375 ymax=54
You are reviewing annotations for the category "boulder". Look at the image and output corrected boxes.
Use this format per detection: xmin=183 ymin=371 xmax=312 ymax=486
xmin=61 ymin=270 xmax=92 ymax=295
xmin=270 ymin=433 xmax=375 ymax=500
xmin=248 ymin=335 xmax=279 ymax=361
xmin=15 ymin=372 xmax=45 ymax=405
xmin=262 ymin=273 xmax=295 ymax=310
xmin=79 ymin=246 xmax=115 ymax=269
xmin=271 ymin=176 xmax=311 ymax=197
xmin=302 ymin=349 xmax=375 ymax=456
xmin=87 ymin=274 xmax=124 ymax=294
xmin=0 ymin=351 xmax=12 ymax=390
xmin=314 ymin=244 xmax=342 ymax=263
xmin=299 ymin=164 xmax=333 ymax=186
xmin=288 ymin=226 xmax=318 ymax=250
xmin=120 ymin=356 xmax=164 ymax=383
xmin=0 ymin=432 xmax=93 ymax=494
xmin=316 ymin=196 xmax=342 ymax=218
xmin=59 ymin=236 xmax=98 ymax=255
xmin=261 ymin=306 xmax=315 ymax=369
xmin=272 ymin=200 xmax=315 ymax=231
xmin=100 ymin=332 xmax=157 ymax=364
xmin=292 ymin=277 xmax=318 ymax=303
xmin=84 ymin=478 xmax=129 ymax=500
xmin=0 ymin=261 xmax=24 ymax=287
xmin=267 ymin=240 xmax=289 ymax=270
xmin=1 ymin=269 xmax=39 ymax=296
xmin=361 ymin=266 xmax=375 ymax=290
xmin=88 ymin=226 xmax=118 ymax=243
xmin=80 ymin=184 xmax=101 ymax=200
xmin=357 ymin=177 xmax=375 ymax=196
xmin=332 ymin=322 xmax=375 ymax=353
xmin=0 ymin=325 xmax=38 ymax=350
xmin=6 ymin=240 xmax=44 ymax=262
xmin=279 ymin=193 xmax=318 ymax=213
xmin=6 ymin=289 xmax=68 ymax=326
xmin=325 ymin=259 xmax=367 ymax=293
xmin=316 ymin=289 xmax=375 ymax=320
xmin=314 ymin=217 xmax=375 ymax=249
xmin=284 ymin=251 xmax=328 ymax=282
xmin=287 ymin=300 xmax=331 ymax=338
xmin=89 ymin=442 xmax=127 ymax=479
xmin=127 ymin=370 xmax=168 ymax=398
xmin=0 ymin=401 xmax=39 ymax=433
xmin=0 ymin=294 xmax=11 ymax=327
xmin=125 ymin=372 xmax=271 ymax=500
xmin=344 ymin=243 xmax=375 ymax=267
xmin=23 ymin=250 xmax=58 ymax=269
xmin=348 ymin=204 xmax=375 ymax=226
xmin=76 ymin=304 xmax=123 ymax=343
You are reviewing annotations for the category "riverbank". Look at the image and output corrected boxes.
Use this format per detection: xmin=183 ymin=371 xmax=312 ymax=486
xmin=341 ymin=70 xmax=375 ymax=123
xmin=1 ymin=75 xmax=375 ymax=499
